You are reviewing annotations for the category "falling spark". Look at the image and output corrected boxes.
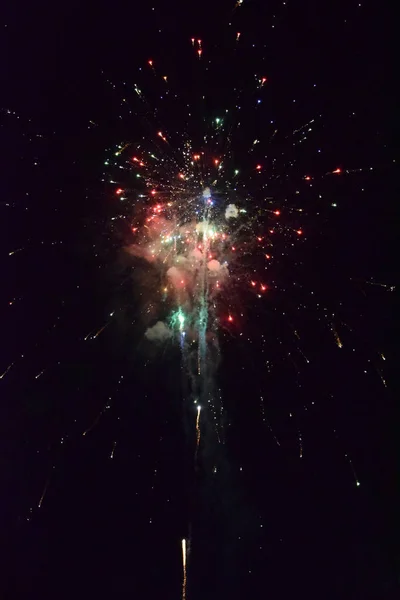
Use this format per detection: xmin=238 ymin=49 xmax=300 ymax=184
xmin=92 ymin=322 xmax=110 ymax=339
xmin=195 ymin=406 xmax=201 ymax=461
xmin=331 ymin=324 xmax=343 ymax=348
xmin=0 ymin=362 xmax=14 ymax=379
xmin=298 ymin=430 xmax=303 ymax=458
xmin=181 ymin=538 xmax=187 ymax=600
xmin=38 ymin=477 xmax=50 ymax=508
xmin=83 ymin=408 xmax=105 ymax=436
xmin=110 ymin=441 xmax=117 ymax=459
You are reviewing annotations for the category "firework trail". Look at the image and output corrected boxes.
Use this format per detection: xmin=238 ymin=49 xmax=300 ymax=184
xmin=181 ymin=538 xmax=188 ymax=600
xmin=104 ymin=26 xmax=376 ymax=595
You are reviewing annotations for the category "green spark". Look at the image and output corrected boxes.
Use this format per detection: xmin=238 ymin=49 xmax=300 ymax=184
xmin=170 ymin=308 xmax=186 ymax=332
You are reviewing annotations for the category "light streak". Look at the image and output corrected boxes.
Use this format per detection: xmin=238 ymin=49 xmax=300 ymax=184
xmin=38 ymin=477 xmax=51 ymax=508
xmin=181 ymin=538 xmax=187 ymax=600
xmin=0 ymin=362 xmax=14 ymax=379
xmin=110 ymin=441 xmax=117 ymax=459
xmin=195 ymin=406 xmax=201 ymax=459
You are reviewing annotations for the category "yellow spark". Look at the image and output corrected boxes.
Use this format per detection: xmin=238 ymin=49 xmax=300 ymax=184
xmin=331 ymin=324 xmax=343 ymax=348
xmin=181 ymin=539 xmax=187 ymax=600
xmin=195 ymin=406 xmax=201 ymax=454
xmin=114 ymin=143 xmax=130 ymax=156
xmin=90 ymin=322 xmax=111 ymax=340
xmin=376 ymin=368 xmax=387 ymax=388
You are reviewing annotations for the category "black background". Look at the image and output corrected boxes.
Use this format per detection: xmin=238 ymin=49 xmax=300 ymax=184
xmin=1 ymin=1 xmax=397 ymax=598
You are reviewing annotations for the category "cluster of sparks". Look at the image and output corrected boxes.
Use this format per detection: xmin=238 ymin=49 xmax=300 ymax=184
xmin=100 ymin=31 xmax=390 ymax=595
xmin=1 ymin=2 xmax=394 ymax=595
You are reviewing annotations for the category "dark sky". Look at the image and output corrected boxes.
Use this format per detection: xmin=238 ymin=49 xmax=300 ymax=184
xmin=1 ymin=1 xmax=397 ymax=598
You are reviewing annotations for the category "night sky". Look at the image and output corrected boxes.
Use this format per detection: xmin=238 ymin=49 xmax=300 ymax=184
xmin=1 ymin=1 xmax=397 ymax=598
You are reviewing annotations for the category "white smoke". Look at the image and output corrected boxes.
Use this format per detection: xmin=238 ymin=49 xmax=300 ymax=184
xmin=166 ymin=265 xmax=186 ymax=287
xmin=207 ymin=259 xmax=229 ymax=279
xmin=145 ymin=321 xmax=173 ymax=343
xmin=207 ymin=259 xmax=222 ymax=272
xmin=189 ymin=248 xmax=203 ymax=261
xmin=225 ymin=204 xmax=238 ymax=220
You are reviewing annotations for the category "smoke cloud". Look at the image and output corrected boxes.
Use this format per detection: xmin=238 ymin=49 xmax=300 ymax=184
xmin=225 ymin=204 xmax=238 ymax=220
xmin=145 ymin=321 xmax=173 ymax=343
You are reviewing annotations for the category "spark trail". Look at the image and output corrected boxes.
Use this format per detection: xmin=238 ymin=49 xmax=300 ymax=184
xmin=102 ymin=21 xmax=386 ymax=595
xmin=181 ymin=538 xmax=187 ymax=600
